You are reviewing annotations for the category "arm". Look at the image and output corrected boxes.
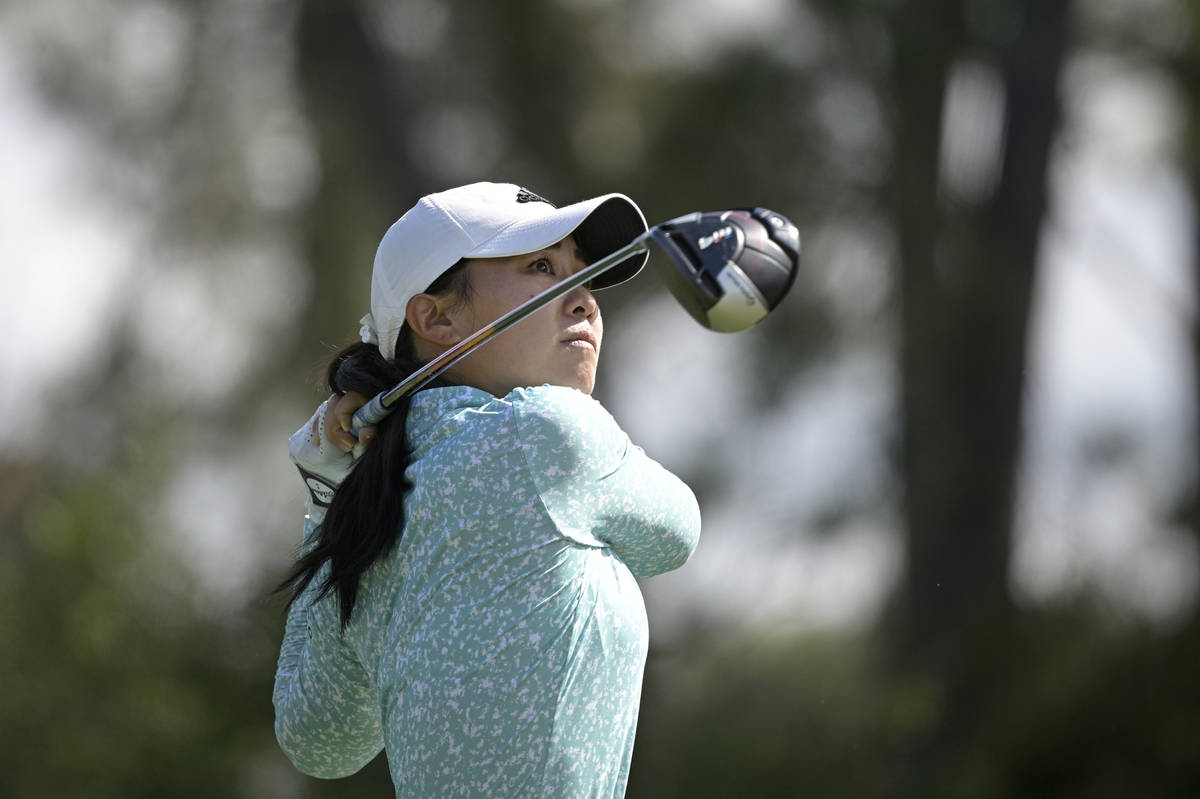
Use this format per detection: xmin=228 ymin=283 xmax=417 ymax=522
xmin=514 ymin=387 xmax=701 ymax=577
xmin=588 ymin=437 xmax=702 ymax=577
xmin=276 ymin=397 xmax=384 ymax=777
xmin=273 ymin=517 xmax=384 ymax=778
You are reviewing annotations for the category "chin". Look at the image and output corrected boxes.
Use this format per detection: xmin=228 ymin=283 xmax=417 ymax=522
xmin=551 ymin=373 xmax=595 ymax=395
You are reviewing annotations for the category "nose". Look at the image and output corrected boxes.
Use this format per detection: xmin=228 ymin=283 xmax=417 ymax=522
xmin=566 ymin=285 xmax=598 ymax=320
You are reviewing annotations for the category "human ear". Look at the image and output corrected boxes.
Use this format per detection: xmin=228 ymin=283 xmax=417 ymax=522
xmin=405 ymin=294 xmax=464 ymax=347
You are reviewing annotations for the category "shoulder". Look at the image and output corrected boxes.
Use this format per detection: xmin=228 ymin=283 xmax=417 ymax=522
xmin=506 ymin=384 xmax=611 ymax=418
xmin=406 ymin=385 xmax=513 ymax=451
xmin=407 ymin=385 xmax=627 ymax=466
xmin=507 ymin=385 xmax=627 ymax=475
xmin=508 ymin=385 xmax=621 ymax=437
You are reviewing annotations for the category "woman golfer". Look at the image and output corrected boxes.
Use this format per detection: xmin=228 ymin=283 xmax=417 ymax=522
xmin=273 ymin=182 xmax=700 ymax=797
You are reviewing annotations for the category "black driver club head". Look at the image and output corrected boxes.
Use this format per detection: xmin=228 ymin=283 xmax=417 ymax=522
xmin=647 ymin=208 xmax=801 ymax=332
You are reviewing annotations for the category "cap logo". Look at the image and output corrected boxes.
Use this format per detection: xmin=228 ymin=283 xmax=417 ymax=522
xmin=515 ymin=188 xmax=555 ymax=207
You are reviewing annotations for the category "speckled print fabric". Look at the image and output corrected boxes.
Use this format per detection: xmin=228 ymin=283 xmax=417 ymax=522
xmin=275 ymin=385 xmax=701 ymax=798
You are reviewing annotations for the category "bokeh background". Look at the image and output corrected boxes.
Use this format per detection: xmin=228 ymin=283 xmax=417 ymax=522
xmin=2 ymin=0 xmax=1198 ymax=796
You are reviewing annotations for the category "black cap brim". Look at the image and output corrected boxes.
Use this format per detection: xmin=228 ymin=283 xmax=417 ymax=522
xmin=571 ymin=196 xmax=650 ymax=290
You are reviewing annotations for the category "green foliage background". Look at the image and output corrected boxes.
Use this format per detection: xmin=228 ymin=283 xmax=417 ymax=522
xmin=2 ymin=0 xmax=1198 ymax=796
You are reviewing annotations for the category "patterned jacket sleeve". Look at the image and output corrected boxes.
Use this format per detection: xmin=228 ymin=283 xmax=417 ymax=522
xmin=272 ymin=516 xmax=384 ymax=778
xmin=514 ymin=386 xmax=702 ymax=577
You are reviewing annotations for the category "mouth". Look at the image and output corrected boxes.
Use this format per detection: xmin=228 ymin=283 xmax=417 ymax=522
xmin=561 ymin=329 xmax=599 ymax=353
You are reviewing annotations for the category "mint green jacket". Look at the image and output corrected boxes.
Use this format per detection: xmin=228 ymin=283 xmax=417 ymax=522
xmin=274 ymin=385 xmax=700 ymax=798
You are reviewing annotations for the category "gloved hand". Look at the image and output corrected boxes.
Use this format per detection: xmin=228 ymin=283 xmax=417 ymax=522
xmin=289 ymin=392 xmax=377 ymax=515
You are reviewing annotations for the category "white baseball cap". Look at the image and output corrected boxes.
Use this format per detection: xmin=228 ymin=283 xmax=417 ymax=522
xmin=361 ymin=181 xmax=648 ymax=360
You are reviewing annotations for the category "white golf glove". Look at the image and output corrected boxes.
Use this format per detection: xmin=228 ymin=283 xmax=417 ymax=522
xmin=289 ymin=398 xmax=355 ymax=519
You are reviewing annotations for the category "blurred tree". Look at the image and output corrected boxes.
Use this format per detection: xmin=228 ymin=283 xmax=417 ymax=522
xmin=0 ymin=458 xmax=278 ymax=797
xmin=631 ymin=598 xmax=1200 ymax=798
xmin=293 ymin=0 xmax=437 ymax=356
xmin=1 ymin=0 xmax=827 ymax=793
xmin=6 ymin=0 xmax=1200 ymax=795
xmin=1170 ymin=0 xmax=1200 ymax=624
xmin=883 ymin=0 xmax=1074 ymax=787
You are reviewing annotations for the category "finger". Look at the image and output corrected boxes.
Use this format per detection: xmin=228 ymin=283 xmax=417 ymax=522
xmin=329 ymin=392 xmax=374 ymax=452
xmin=343 ymin=391 xmax=369 ymax=411
xmin=358 ymin=425 xmax=379 ymax=450
xmin=323 ymin=394 xmax=356 ymax=452
xmin=329 ymin=428 xmax=356 ymax=453
xmin=332 ymin=396 xmax=354 ymax=433
xmin=333 ymin=391 xmax=369 ymax=431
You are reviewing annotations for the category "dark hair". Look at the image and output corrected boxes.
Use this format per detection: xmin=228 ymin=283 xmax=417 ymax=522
xmin=277 ymin=260 xmax=472 ymax=628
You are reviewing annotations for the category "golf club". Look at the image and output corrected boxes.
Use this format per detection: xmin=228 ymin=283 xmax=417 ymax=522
xmin=350 ymin=207 xmax=800 ymax=436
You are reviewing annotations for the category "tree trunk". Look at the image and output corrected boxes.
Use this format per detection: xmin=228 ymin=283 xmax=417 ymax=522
xmin=1171 ymin=0 xmax=1200 ymax=639
xmin=888 ymin=0 xmax=1073 ymax=786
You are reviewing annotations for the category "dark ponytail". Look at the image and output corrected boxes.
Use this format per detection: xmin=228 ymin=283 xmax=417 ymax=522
xmin=277 ymin=260 xmax=471 ymax=628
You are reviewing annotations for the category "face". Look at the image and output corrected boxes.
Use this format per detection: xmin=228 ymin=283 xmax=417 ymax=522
xmin=439 ymin=235 xmax=603 ymax=396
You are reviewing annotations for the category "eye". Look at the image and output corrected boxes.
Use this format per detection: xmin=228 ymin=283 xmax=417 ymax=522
xmin=530 ymin=258 xmax=555 ymax=275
